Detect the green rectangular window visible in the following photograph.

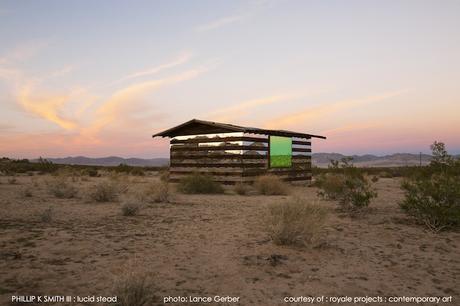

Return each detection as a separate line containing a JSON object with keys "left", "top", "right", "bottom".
{"left": 269, "top": 136, "right": 292, "bottom": 168}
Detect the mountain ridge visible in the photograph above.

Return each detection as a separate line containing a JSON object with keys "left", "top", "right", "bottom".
{"left": 31, "top": 153, "right": 460, "bottom": 167}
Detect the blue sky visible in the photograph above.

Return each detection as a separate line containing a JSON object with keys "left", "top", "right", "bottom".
{"left": 0, "top": 0, "right": 459, "bottom": 158}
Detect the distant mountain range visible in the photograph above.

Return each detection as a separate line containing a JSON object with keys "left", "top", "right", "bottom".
{"left": 35, "top": 153, "right": 459, "bottom": 168}
{"left": 37, "top": 156, "right": 169, "bottom": 167}
{"left": 312, "top": 153, "right": 433, "bottom": 167}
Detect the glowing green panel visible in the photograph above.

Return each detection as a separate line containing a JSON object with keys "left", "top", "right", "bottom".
{"left": 269, "top": 136, "right": 292, "bottom": 168}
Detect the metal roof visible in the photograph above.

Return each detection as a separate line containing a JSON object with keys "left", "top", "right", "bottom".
{"left": 152, "top": 119, "right": 326, "bottom": 139}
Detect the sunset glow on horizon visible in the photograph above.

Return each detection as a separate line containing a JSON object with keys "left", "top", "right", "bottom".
{"left": 1, "top": 1, "right": 459, "bottom": 159}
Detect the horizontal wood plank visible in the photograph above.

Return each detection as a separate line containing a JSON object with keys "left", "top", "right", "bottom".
{"left": 171, "top": 145, "right": 267, "bottom": 151}
{"left": 171, "top": 152, "right": 268, "bottom": 158}
{"left": 171, "top": 145, "right": 311, "bottom": 153}
{"left": 169, "top": 175, "right": 311, "bottom": 184}
{"left": 170, "top": 169, "right": 311, "bottom": 177}
{"left": 171, "top": 137, "right": 311, "bottom": 146}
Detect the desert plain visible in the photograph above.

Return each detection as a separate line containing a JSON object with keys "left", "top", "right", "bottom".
{"left": 0, "top": 173, "right": 459, "bottom": 306}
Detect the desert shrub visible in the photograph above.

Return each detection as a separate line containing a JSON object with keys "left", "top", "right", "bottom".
{"left": 159, "top": 170, "right": 169, "bottom": 182}
{"left": 113, "top": 270, "right": 151, "bottom": 306}
{"left": 47, "top": 178, "right": 78, "bottom": 199}
{"left": 378, "top": 171, "right": 393, "bottom": 178}
{"left": 7, "top": 177, "right": 18, "bottom": 184}
{"left": 0, "top": 157, "right": 58, "bottom": 174}
{"left": 315, "top": 174, "right": 345, "bottom": 200}
{"left": 266, "top": 198, "right": 328, "bottom": 246}
{"left": 254, "top": 175, "right": 289, "bottom": 195}
{"left": 36, "top": 157, "right": 58, "bottom": 174}
{"left": 81, "top": 168, "right": 98, "bottom": 177}
{"left": 371, "top": 175, "right": 379, "bottom": 183}
{"left": 114, "top": 163, "right": 145, "bottom": 176}
{"left": 338, "top": 177, "right": 377, "bottom": 211}
{"left": 234, "top": 182, "right": 250, "bottom": 195}
{"left": 142, "top": 181, "right": 169, "bottom": 203}
{"left": 21, "top": 186, "right": 33, "bottom": 197}
{"left": 130, "top": 167, "right": 145, "bottom": 176}
{"left": 177, "top": 173, "right": 224, "bottom": 194}
{"left": 54, "top": 167, "right": 81, "bottom": 182}
{"left": 121, "top": 197, "right": 142, "bottom": 216}
{"left": 40, "top": 207, "right": 53, "bottom": 223}
{"left": 108, "top": 173, "right": 130, "bottom": 193}
{"left": 89, "top": 181, "right": 119, "bottom": 202}
{"left": 316, "top": 158, "right": 377, "bottom": 212}
{"left": 400, "top": 142, "right": 460, "bottom": 232}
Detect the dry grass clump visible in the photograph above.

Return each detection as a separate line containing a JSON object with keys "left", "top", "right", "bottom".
{"left": 316, "top": 159, "right": 377, "bottom": 213}
{"left": 40, "top": 207, "right": 53, "bottom": 223}
{"left": 108, "top": 173, "right": 130, "bottom": 192}
{"left": 266, "top": 198, "right": 328, "bottom": 246}
{"left": 142, "top": 181, "right": 169, "bottom": 203}
{"left": 159, "top": 170, "right": 169, "bottom": 182}
{"left": 120, "top": 196, "right": 143, "bottom": 216}
{"left": 113, "top": 268, "right": 151, "bottom": 306}
{"left": 7, "top": 177, "right": 18, "bottom": 184}
{"left": 21, "top": 186, "right": 33, "bottom": 197}
{"left": 47, "top": 177, "right": 78, "bottom": 199}
{"left": 178, "top": 173, "right": 224, "bottom": 194}
{"left": 88, "top": 181, "right": 119, "bottom": 202}
{"left": 314, "top": 173, "right": 344, "bottom": 200}
{"left": 234, "top": 182, "right": 250, "bottom": 195}
{"left": 254, "top": 175, "right": 289, "bottom": 195}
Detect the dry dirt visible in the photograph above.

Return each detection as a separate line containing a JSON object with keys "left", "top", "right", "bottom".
{"left": 0, "top": 174, "right": 459, "bottom": 306}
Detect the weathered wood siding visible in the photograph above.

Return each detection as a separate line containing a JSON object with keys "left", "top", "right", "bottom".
{"left": 169, "top": 132, "right": 312, "bottom": 184}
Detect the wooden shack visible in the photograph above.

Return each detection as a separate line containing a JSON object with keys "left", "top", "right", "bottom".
{"left": 152, "top": 119, "right": 326, "bottom": 184}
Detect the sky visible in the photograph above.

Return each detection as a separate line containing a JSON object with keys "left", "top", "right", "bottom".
{"left": 0, "top": 0, "right": 459, "bottom": 158}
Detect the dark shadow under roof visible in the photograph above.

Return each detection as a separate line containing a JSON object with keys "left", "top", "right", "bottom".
{"left": 152, "top": 119, "right": 326, "bottom": 139}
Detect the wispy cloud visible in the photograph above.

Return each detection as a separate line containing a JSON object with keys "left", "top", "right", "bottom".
{"left": 265, "top": 89, "right": 410, "bottom": 129}
{"left": 206, "top": 93, "right": 303, "bottom": 123}
{"left": 109, "top": 52, "right": 192, "bottom": 86}
{"left": 17, "top": 85, "right": 77, "bottom": 130}
{"left": 194, "top": 14, "right": 248, "bottom": 32}
{"left": 83, "top": 66, "right": 210, "bottom": 137}
{"left": 320, "top": 121, "right": 383, "bottom": 136}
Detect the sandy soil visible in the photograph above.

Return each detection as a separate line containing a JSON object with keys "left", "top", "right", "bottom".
{"left": 0, "top": 174, "right": 459, "bottom": 306}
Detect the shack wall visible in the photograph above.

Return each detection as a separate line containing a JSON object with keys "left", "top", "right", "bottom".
{"left": 169, "top": 132, "right": 311, "bottom": 184}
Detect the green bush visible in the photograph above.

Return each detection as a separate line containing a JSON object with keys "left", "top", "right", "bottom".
{"left": 400, "top": 142, "right": 460, "bottom": 232}
{"left": 266, "top": 198, "right": 328, "bottom": 246}
{"left": 316, "top": 158, "right": 377, "bottom": 212}
{"left": 177, "top": 173, "right": 224, "bottom": 194}
{"left": 254, "top": 175, "right": 289, "bottom": 195}
{"left": 338, "top": 176, "right": 377, "bottom": 211}
{"left": 315, "top": 174, "right": 345, "bottom": 200}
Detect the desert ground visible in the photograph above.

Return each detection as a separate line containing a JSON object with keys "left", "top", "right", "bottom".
{"left": 0, "top": 173, "right": 459, "bottom": 306}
